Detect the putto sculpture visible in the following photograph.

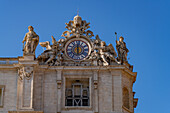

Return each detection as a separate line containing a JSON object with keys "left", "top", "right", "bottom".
{"left": 33, "top": 15, "right": 130, "bottom": 66}
{"left": 22, "top": 26, "right": 39, "bottom": 55}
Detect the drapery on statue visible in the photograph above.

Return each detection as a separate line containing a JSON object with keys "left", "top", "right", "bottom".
{"left": 116, "top": 36, "right": 129, "bottom": 63}
{"left": 22, "top": 26, "right": 39, "bottom": 55}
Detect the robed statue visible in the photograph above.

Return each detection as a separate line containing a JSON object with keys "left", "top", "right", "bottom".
{"left": 116, "top": 36, "right": 129, "bottom": 63}
{"left": 22, "top": 26, "right": 39, "bottom": 55}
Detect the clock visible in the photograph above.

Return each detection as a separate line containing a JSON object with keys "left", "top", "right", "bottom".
{"left": 65, "top": 38, "right": 91, "bottom": 61}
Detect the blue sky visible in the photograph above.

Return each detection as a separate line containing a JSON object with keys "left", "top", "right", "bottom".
{"left": 0, "top": 0, "right": 170, "bottom": 113}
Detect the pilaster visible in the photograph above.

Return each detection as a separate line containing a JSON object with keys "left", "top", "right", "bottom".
{"left": 15, "top": 55, "right": 38, "bottom": 111}
{"left": 111, "top": 70, "right": 123, "bottom": 112}
{"left": 57, "top": 70, "right": 62, "bottom": 113}
{"left": 93, "top": 70, "right": 99, "bottom": 113}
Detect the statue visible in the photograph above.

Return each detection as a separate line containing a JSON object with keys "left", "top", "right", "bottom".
{"left": 22, "top": 26, "right": 39, "bottom": 55}
{"left": 116, "top": 36, "right": 129, "bottom": 63}
{"left": 37, "top": 36, "right": 62, "bottom": 65}
{"left": 99, "top": 41, "right": 119, "bottom": 65}
{"left": 94, "top": 41, "right": 118, "bottom": 66}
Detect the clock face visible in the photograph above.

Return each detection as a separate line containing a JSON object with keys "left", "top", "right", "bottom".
{"left": 65, "top": 39, "right": 90, "bottom": 61}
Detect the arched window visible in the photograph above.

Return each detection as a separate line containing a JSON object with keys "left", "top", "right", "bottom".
{"left": 123, "top": 87, "right": 129, "bottom": 109}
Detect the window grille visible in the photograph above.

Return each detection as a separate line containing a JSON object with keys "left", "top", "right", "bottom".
{"left": 65, "top": 81, "right": 89, "bottom": 106}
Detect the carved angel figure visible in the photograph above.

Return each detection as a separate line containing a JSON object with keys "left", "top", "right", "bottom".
{"left": 93, "top": 39, "right": 119, "bottom": 66}
{"left": 22, "top": 26, "right": 39, "bottom": 55}
{"left": 37, "top": 36, "right": 62, "bottom": 65}
{"left": 99, "top": 41, "right": 118, "bottom": 65}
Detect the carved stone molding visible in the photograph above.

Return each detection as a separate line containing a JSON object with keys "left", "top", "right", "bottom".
{"left": 18, "top": 67, "right": 33, "bottom": 81}
{"left": 94, "top": 80, "right": 98, "bottom": 89}
{"left": 17, "top": 66, "right": 35, "bottom": 110}
{"left": 93, "top": 70, "right": 98, "bottom": 89}
{"left": 8, "top": 111, "right": 43, "bottom": 113}
{"left": 57, "top": 80, "right": 62, "bottom": 89}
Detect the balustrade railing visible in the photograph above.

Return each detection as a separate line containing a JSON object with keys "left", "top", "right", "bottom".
{"left": 0, "top": 58, "right": 18, "bottom": 64}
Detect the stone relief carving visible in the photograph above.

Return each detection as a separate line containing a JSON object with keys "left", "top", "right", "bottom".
{"left": 18, "top": 67, "right": 33, "bottom": 81}
{"left": 91, "top": 39, "right": 120, "bottom": 66}
{"left": 22, "top": 26, "right": 39, "bottom": 55}
{"left": 116, "top": 36, "right": 129, "bottom": 63}
{"left": 36, "top": 15, "right": 129, "bottom": 66}
{"left": 61, "top": 15, "right": 94, "bottom": 38}
{"left": 37, "top": 36, "right": 64, "bottom": 66}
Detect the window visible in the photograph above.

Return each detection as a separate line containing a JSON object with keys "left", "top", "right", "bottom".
{"left": 65, "top": 79, "right": 89, "bottom": 106}
{"left": 123, "top": 87, "right": 129, "bottom": 109}
{"left": 0, "top": 86, "right": 5, "bottom": 107}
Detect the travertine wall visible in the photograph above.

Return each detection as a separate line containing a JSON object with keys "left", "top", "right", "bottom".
{"left": 0, "top": 68, "right": 17, "bottom": 113}
{"left": 98, "top": 70, "right": 113, "bottom": 112}
{"left": 33, "top": 69, "right": 44, "bottom": 111}
{"left": 33, "top": 69, "right": 58, "bottom": 113}
{"left": 43, "top": 70, "right": 58, "bottom": 113}
{"left": 112, "top": 70, "right": 122, "bottom": 112}
{"left": 122, "top": 72, "right": 134, "bottom": 113}
{"left": 0, "top": 66, "right": 136, "bottom": 113}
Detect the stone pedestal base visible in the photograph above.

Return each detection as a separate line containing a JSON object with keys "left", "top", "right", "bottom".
{"left": 8, "top": 111, "right": 43, "bottom": 113}
{"left": 23, "top": 55, "right": 35, "bottom": 61}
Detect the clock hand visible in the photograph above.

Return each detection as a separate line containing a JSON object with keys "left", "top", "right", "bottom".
{"left": 77, "top": 43, "right": 79, "bottom": 55}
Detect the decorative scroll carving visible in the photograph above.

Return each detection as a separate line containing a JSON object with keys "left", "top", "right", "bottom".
{"left": 18, "top": 67, "right": 33, "bottom": 81}
{"left": 61, "top": 15, "right": 94, "bottom": 38}
{"left": 22, "top": 26, "right": 39, "bottom": 55}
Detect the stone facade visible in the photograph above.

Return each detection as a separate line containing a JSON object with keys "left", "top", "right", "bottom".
{"left": 0, "top": 15, "right": 138, "bottom": 113}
